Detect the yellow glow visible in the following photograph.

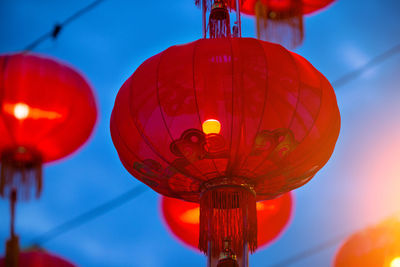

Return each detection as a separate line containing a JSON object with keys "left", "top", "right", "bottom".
{"left": 13, "top": 103, "right": 30, "bottom": 119}
{"left": 202, "top": 119, "right": 221, "bottom": 135}
{"left": 180, "top": 207, "right": 200, "bottom": 224}
{"left": 3, "top": 103, "right": 62, "bottom": 120}
{"left": 256, "top": 202, "right": 276, "bottom": 211}
{"left": 391, "top": 257, "right": 400, "bottom": 267}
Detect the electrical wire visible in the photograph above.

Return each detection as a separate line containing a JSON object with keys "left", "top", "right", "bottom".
{"left": 332, "top": 43, "right": 400, "bottom": 88}
{"left": 29, "top": 185, "right": 147, "bottom": 245}
{"left": 23, "top": 0, "right": 106, "bottom": 51}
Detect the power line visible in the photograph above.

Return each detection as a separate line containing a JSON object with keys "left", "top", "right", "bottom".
{"left": 29, "top": 185, "right": 147, "bottom": 245}
{"left": 23, "top": 0, "right": 106, "bottom": 51}
{"left": 332, "top": 43, "right": 400, "bottom": 88}
{"left": 267, "top": 234, "right": 348, "bottom": 267}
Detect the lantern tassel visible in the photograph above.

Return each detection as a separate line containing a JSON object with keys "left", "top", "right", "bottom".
{"left": 199, "top": 186, "right": 257, "bottom": 257}
{"left": 209, "top": 0, "right": 231, "bottom": 38}
{"left": 0, "top": 148, "right": 43, "bottom": 201}
{"left": 255, "top": 0, "right": 304, "bottom": 48}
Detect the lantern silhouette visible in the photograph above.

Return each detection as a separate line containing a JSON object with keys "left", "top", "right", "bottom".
{"left": 161, "top": 193, "right": 293, "bottom": 251}
{"left": 334, "top": 215, "right": 400, "bottom": 267}
{"left": 110, "top": 37, "right": 340, "bottom": 264}
{"left": 0, "top": 53, "right": 97, "bottom": 266}
{"left": 0, "top": 248, "right": 76, "bottom": 267}
{"left": 197, "top": 0, "right": 335, "bottom": 48}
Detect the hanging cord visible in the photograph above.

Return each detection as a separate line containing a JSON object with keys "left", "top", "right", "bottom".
{"left": 29, "top": 185, "right": 147, "bottom": 246}
{"left": 5, "top": 189, "right": 19, "bottom": 267}
{"left": 22, "top": 0, "right": 106, "bottom": 52}
{"left": 332, "top": 43, "right": 400, "bottom": 88}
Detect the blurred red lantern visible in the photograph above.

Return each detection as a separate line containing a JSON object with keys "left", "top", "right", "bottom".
{"left": 197, "top": 0, "right": 335, "bottom": 48}
{"left": 334, "top": 215, "right": 400, "bottom": 267}
{"left": 0, "top": 248, "right": 75, "bottom": 267}
{"left": 0, "top": 53, "right": 97, "bottom": 200}
{"left": 0, "top": 53, "right": 97, "bottom": 266}
{"left": 111, "top": 37, "right": 340, "bottom": 260}
{"left": 161, "top": 193, "right": 293, "bottom": 251}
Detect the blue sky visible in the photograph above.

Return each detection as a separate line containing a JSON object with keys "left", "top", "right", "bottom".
{"left": 0, "top": 0, "right": 400, "bottom": 266}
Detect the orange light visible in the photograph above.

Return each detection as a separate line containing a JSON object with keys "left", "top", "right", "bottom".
{"left": 3, "top": 102, "right": 62, "bottom": 120}
{"left": 391, "top": 257, "right": 400, "bottom": 267}
{"left": 256, "top": 202, "right": 277, "bottom": 211}
{"left": 202, "top": 119, "right": 221, "bottom": 135}
{"left": 179, "top": 207, "right": 200, "bottom": 224}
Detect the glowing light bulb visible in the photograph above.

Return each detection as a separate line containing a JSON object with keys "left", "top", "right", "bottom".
{"left": 180, "top": 207, "right": 200, "bottom": 224}
{"left": 391, "top": 257, "right": 400, "bottom": 267}
{"left": 13, "top": 103, "right": 29, "bottom": 120}
{"left": 202, "top": 119, "right": 221, "bottom": 135}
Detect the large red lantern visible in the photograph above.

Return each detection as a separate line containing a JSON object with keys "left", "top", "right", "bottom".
{"left": 161, "top": 193, "right": 293, "bottom": 251}
{"left": 0, "top": 53, "right": 97, "bottom": 266}
{"left": 110, "top": 37, "right": 340, "bottom": 264}
{"left": 197, "top": 0, "right": 335, "bottom": 48}
{"left": 334, "top": 215, "right": 400, "bottom": 267}
{"left": 0, "top": 248, "right": 76, "bottom": 267}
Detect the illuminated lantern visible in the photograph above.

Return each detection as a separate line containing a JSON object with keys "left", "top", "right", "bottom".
{"left": 334, "top": 215, "right": 400, "bottom": 267}
{"left": 110, "top": 37, "right": 340, "bottom": 263}
{"left": 197, "top": 0, "right": 335, "bottom": 48}
{"left": 0, "top": 53, "right": 97, "bottom": 266}
{"left": 0, "top": 53, "right": 97, "bottom": 199}
{"left": 161, "top": 193, "right": 293, "bottom": 251}
{"left": 0, "top": 248, "right": 76, "bottom": 267}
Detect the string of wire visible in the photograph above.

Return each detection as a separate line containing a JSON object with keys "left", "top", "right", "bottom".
{"left": 23, "top": 0, "right": 106, "bottom": 51}
{"left": 15, "top": 0, "right": 400, "bottom": 262}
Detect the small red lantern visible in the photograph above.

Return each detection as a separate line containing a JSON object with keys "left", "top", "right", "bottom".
{"left": 0, "top": 53, "right": 97, "bottom": 200}
{"left": 334, "top": 215, "right": 400, "bottom": 267}
{"left": 111, "top": 37, "right": 340, "bottom": 262}
{"left": 0, "top": 53, "right": 97, "bottom": 266}
{"left": 0, "top": 248, "right": 76, "bottom": 267}
{"left": 161, "top": 193, "right": 293, "bottom": 251}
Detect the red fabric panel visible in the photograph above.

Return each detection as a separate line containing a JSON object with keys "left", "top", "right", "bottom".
{"left": 110, "top": 38, "right": 340, "bottom": 202}
{"left": 0, "top": 53, "right": 97, "bottom": 163}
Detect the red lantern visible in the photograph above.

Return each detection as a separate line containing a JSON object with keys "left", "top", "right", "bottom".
{"left": 0, "top": 53, "right": 97, "bottom": 266}
{"left": 0, "top": 248, "right": 76, "bottom": 267}
{"left": 334, "top": 216, "right": 400, "bottom": 267}
{"left": 161, "top": 193, "right": 293, "bottom": 251}
{"left": 110, "top": 37, "right": 340, "bottom": 260}
{"left": 197, "top": 0, "right": 335, "bottom": 48}
{"left": 0, "top": 53, "right": 97, "bottom": 200}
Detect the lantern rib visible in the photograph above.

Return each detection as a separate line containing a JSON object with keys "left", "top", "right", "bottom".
{"left": 127, "top": 96, "right": 204, "bottom": 188}
{"left": 112, "top": 120, "right": 169, "bottom": 191}
{"left": 155, "top": 48, "right": 208, "bottom": 183}
{"left": 191, "top": 40, "right": 223, "bottom": 179}
{"left": 129, "top": 97, "right": 205, "bottom": 188}
{"left": 225, "top": 38, "right": 235, "bottom": 177}
{"left": 284, "top": 47, "right": 303, "bottom": 138}
{"left": 237, "top": 39, "right": 270, "bottom": 175}
{"left": 249, "top": 45, "right": 301, "bottom": 177}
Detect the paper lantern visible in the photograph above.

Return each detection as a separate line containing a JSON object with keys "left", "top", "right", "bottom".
{"left": 334, "top": 215, "right": 400, "bottom": 267}
{"left": 111, "top": 37, "right": 340, "bottom": 258}
{"left": 0, "top": 53, "right": 97, "bottom": 200}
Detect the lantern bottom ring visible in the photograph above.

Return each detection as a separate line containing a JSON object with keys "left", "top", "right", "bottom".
{"left": 200, "top": 177, "right": 256, "bottom": 197}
